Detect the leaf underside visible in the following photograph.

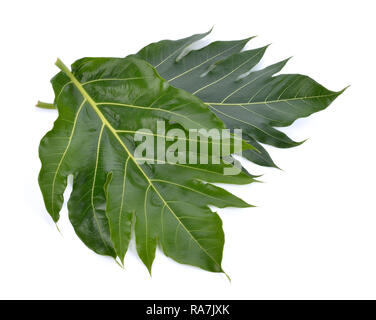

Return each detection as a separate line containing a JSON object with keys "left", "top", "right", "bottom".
{"left": 39, "top": 56, "right": 255, "bottom": 274}
{"left": 134, "top": 30, "right": 345, "bottom": 168}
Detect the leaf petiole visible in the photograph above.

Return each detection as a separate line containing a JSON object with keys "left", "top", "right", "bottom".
{"left": 36, "top": 101, "right": 55, "bottom": 109}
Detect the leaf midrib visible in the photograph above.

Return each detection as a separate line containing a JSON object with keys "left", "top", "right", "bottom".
{"left": 55, "top": 59, "right": 223, "bottom": 272}
{"left": 205, "top": 92, "right": 340, "bottom": 106}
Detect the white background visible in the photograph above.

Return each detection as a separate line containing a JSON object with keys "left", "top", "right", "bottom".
{"left": 0, "top": 0, "right": 375, "bottom": 299}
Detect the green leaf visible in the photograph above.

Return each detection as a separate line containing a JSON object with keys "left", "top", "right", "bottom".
{"left": 134, "top": 31, "right": 346, "bottom": 168}
{"left": 38, "top": 56, "right": 255, "bottom": 274}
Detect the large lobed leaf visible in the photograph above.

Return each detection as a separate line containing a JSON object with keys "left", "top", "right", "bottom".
{"left": 39, "top": 56, "right": 255, "bottom": 274}
{"left": 135, "top": 31, "right": 345, "bottom": 167}
{"left": 37, "top": 31, "right": 346, "bottom": 275}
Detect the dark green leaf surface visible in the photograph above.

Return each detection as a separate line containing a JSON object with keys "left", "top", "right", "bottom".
{"left": 38, "top": 56, "right": 255, "bottom": 274}
{"left": 135, "top": 31, "right": 345, "bottom": 167}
